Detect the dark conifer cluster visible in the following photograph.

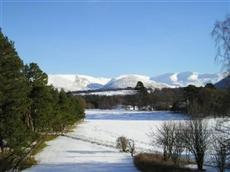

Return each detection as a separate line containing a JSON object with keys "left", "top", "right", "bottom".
{"left": 0, "top": 31, "right": 85, "bottom": 152}
{"left": 84, "top": 82, "right": 230, "bottom": 118}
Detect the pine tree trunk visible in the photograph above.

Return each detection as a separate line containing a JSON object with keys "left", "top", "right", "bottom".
{"left": 24, "top": 112, "right": 34, "bottom": 131}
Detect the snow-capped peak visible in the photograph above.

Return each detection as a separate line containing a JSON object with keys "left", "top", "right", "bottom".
{"left": 188, "top": 72, "right": 198, "bottom": 81}
{"left": 48, "top": 72, "right": 224, "bottom": 92}
{"left": 115, "top": 74, "right": 150, "bottom": 81}
{"left": 103, "top": 74, "right": 166, "bottom": 90}
{"left": 48, "top": 74, "right": 110, "bottom": 91}
{"left": 169, "top": 73, "right": 178, "bottom": 82}
{"left": 151, "top": 72, "right": 223, "bottom": 87}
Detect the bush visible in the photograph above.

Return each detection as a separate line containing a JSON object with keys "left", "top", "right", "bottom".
{"left": 211, "top": 124, "right": 230, "bottom": 172}
{"left": 128, "top": 139, "right": 135, "bottom": 157}
{"left": 181, "top": 119, "right": 210, "bottom": 171}
{"left": 151, "top": 122, "right": 184, "bottom": 163}
{"left": 134, "top": 153, "right": 195, "bottom": 172}
{"left": 151, "top": 120, "right": 210, "bottom": 171}
{"left": 116, "top": 136, "right": 129, "bottom": 152}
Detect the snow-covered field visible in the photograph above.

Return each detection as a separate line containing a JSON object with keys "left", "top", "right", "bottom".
{"left": 79, "top": 110, "right": 189, "bottom": 152}
{"left": 24, "top": 110, "right": 227, "bottom": 172}
{"left": 77, "top": 90, "right": 137, "bottom": 96}
{"left": 24, "top": 137, "right": 137, "bottom": 172}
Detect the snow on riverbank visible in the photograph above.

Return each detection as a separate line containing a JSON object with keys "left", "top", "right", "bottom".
{"left": 24, "top": 136, "right": 137, "bottom": 172}
{"left": 24, "top": 109, "right": 226, "bottom": 172}
{"left": 76, "top": 109, "right": 189, "bottom": 152}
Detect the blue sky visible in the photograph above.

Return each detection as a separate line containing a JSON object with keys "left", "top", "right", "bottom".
{"left": 1, "top": 1, "right": 229, "bottom": 77}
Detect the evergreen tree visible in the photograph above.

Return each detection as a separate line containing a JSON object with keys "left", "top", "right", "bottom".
{"left": 0, "top": 30, "right": 32, "bottom": 151}
{"left": 135, "top": 81, "right": 145, "bottom": 91}
{"left": 0, "top": 30, "right": 85, "bottom": 156}
{"left": 30, "top": 86, "right": 54, "bottom": 132}
{"left": 24, "top": 62, "right": 49, "bottom": 131}
{"left": 24, "top": 63, "right": 48, "bottom": 87}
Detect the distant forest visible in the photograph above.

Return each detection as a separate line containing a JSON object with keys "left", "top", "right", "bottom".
{"left": 82, "top": 81, "right": 230, "bottom": 118}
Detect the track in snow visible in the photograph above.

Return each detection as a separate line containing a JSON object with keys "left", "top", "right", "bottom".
{"left": 23, "top": 109, "right": 147, "bottom": 172}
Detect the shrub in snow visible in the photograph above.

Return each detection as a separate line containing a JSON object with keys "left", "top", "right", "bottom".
{"left": 151, "top": 120, "right": 211, "bottom": 170}
{"left": 128, "top": 139, "right": 135, "bottom": 157}
{"left": 212, "top": 121, "right": 230, "bottom": 172}
{"left": 212, "top": 136, "right": 229, "bottom": 172}
{"left": 116, "top": 137, "right": 135, "bottom": 156}
{"left": 151, "top": 122, "right": 182, "bottom": 162}
{"left": 116, "top": 136, "right": 129, "bottom": 152}
{"left": 180, "top": 119, "right": 210, "bottom": 171}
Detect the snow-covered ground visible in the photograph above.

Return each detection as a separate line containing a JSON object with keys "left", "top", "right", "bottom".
{"left": 24, "top": 110, "right": 228, "bottom": 172}
{"left": 24, "top": 137, "right": 137, "bottom": 172}
{"left": 77, "top": 90, "right": 137, "bottom": 96}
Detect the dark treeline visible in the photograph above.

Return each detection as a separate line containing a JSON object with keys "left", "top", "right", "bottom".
{"left": 0, "top": 31, "right": 85, "bottom": 153}
{"left": 83, "top": 82, "right": 230, "bottom": 118}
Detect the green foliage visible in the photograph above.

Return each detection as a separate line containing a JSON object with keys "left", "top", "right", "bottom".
{"left": 0, "top": 31, "right": 32, "bottom": 151}
{"left": 30, "top": 86, "right": 55, "bottom": 132}
{"left": 135, "top": 81, "right": 146, "bottom": 92}
{"left": 83, "top": 84, "right": 230, "bottom": 117}
{"left": 184, "top": 86, "right": 230, "bottom": 117}
{"left": 24, "top": 63, "right": 48, "bottom": 87}
{"left": 0, "top": 30, "right": 85, "bottom": 154}
{"left": 50, "top": 90, "right": 85, "bottom": 132}
{"left": 26, "top": 65, "right": 85, "bottom": 133}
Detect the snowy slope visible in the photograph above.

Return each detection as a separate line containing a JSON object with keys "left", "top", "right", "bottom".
{"left": 103, "top": 74, "right": 168, "bottom": 89}
{"left": 48, "top": 72, "right": 223, "bottom": 92}
{"left": 151, "top": 72, "right": 223, "bottom": 87}
{"left": 48, "top": 74, "right": 110, "bottom": 91}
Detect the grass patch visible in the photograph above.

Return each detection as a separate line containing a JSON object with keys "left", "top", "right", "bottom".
{"left": 1, "top": 121, "right": 80, "bottom": 171}
{"left": 65, "top": 119, "right": 84, "bottom": 132}
{"left": 19, "top": 156, "right": 37, "bottom": 170}
{"left": 19, "top": 135, "right": 58, "bottom": 170}
{"left": 134, "top": 153, "right": 197, "bottom": 172}
{"left": 31, "top": 135, "right": 57, "bottom": 156}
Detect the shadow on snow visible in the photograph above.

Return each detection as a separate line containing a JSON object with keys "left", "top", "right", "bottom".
{"left": 86, "top": 111, "right": 189, "bottom": 121}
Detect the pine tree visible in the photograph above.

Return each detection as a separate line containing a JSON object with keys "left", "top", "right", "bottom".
{"left": 0, "top": 30, "right": 85, "bottom": 153}
{"left": 0, "top": 30, "right": 32, "bottom": 151}
{"left": 24, "top": 62, "right": 49, "bottom": 131}
{"left": 24, "top": 63, "right": 48, "bottom": 87}
{"left": 30, "top": 85, "right": 60, "bottom": 133}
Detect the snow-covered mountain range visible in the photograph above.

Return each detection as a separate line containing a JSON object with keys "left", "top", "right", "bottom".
{"left": 103, "top": 75, "right": 168, "bottom": 90}
{"left": 48, "top": 74, "right": 110, "bottom": 91}
{"left": 48, "top": 72, "right": 224, "bottom": 92}
{"left": 151, "top": 72, "right": 223, "bottom": 88}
